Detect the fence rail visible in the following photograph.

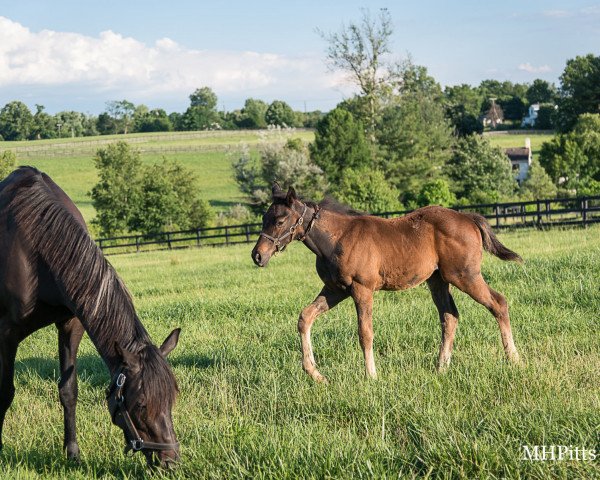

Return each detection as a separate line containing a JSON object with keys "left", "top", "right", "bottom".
{"left": 96, "top": 195, "right": 600, "bottom": 255}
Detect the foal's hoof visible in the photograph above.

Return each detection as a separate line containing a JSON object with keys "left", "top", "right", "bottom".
{"left": 311, "top": 371, "right": 329, "bottom": 384}
{"left": 507, "top": 351, "right": 521, "bottom": 365}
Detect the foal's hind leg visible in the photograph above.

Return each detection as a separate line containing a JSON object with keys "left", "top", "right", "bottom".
{"left": 0, "top": 323, "right": 19, "bottom": 451}
{"left": 427, "top": 271, "right": 460, "bottom": 371}
{"left": 298, "top": 287, "right": 348, "bottom": 383}
{"left": 57, "top": 317, "right": 85, "bottom": 461}
{"left": 452, "top": 274, "right": 519, "bottom": 363}
{"left": 351, "top": 284, "right": 377, "bottom": 379}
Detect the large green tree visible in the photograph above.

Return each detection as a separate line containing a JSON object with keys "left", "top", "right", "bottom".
{"left": 30, "top": 105, "right": 57, "bottom": 140}
{"left": 555, "top": 54, "right": 600, "bottom": 132}
{"left": 447, "top": 135, "right": 517, "bottom": 204}
{"left": 90, "top": 142, "right": 142, "bottom": 236}
{"left": 0, "top": 101, "right": 33, "bottom": 141}
{"left": 336, "top": 167, "right": 402, "bottom": 213}
{"left": 526, "top": 79, "right": 558, "bottom": 105}
{"left": 130, "top": 160, "right": 213, "bottom": 233}
{"left": 182, "top": 87, "right": 220, "bottom": 130}
{"left": 309, "top": 107, "right": 370, "bottom": 185}
{"left": 539, "top": 113, "right": 600, "bottom": 193}
{"left": 238, "top": 98, "right": 268, "bottom": 129}
{"left": 265, "top": 100, "right": 296, "bottom": 127}
{"left": 376, "top": 92, "right": 454, "bottom": 204}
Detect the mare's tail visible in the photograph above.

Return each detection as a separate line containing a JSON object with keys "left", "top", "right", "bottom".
{"left": 464, "top": 213, "right": 523, "bottom": 263}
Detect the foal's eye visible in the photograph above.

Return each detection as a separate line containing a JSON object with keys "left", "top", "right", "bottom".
{"left": 276, "top": 220, "right": 284, "bottom": 226}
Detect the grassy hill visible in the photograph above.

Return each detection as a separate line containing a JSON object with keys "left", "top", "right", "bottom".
{"left": 2, "top": 225, "right": 598, "bottom": 478}
{"left": 2, "top": 130, "right": 552, "bottom": 223}
{"left": 5, "top": 130, "right": 315, "bottom": 221}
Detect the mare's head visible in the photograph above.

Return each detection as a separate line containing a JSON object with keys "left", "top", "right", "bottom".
{"left": 252, "top": 183, "right": 306, "bottom": 267}
{"left": 108, "top": 329, "right": 181, "bottom": 469}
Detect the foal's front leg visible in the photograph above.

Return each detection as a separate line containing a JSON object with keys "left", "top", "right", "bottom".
{"left": 298, "top": 287, "right": 347, "bottom": 383}
{"left": 351, "top": 284, "right": 377, "bottom": 379}
{"left": 56, "top": 317, "right": 84, "bottom": 461}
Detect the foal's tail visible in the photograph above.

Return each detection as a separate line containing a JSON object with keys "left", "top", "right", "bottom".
{"left": 465, "top": 213, "right": 523, "bottom": 263}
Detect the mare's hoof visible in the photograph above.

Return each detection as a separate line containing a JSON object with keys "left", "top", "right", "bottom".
{"left": 65, "top": 444, "right": 81, "bottom": 463}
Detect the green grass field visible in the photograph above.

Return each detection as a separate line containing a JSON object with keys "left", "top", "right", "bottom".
{"left": 3, "top": 130, "right": 551, "bottom": 224}
{"left": 2, "top": 226, "right": 598, "bottom": 479}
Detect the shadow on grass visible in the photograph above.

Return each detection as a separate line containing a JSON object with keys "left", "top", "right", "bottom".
{"left": 209, "top": 199, "right": 249, "bottom": 210}
{"left": 0, "top": 444, "right": 150, "bottom": 479}
{"left": 15, "top": 354, "right": 110, "bottom": 387}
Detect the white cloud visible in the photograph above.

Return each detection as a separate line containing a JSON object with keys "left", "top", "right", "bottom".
{"left": 517, "top": 62, "right": 551, "bottom": 74}
{"left": 542, "top": 9, "right": 573, "bottom": 18}
{"left": 0, "top": 16, "right": 351, "bottom": 109}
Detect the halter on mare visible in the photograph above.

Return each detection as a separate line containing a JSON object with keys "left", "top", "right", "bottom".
{"left": 106, "top": 367, "right": 179, "bottom": 454}
{"left": 260, "top": 203, "right": 320, "bottom": 252}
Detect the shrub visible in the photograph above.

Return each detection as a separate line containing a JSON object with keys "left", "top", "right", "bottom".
{"left": 0, "top": 150, "right": 16, "bottom": 179}
{"left": 336, "top": 168, "right": 402, "bottom": 213}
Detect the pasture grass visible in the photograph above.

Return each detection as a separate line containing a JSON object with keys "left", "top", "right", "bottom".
{"left": 2, "top": 225, "right": 599, "bottom": 479}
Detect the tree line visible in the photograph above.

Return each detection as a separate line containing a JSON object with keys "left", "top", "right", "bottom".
{"left": 0, "top": 92, "right": 321, "bottom": 142}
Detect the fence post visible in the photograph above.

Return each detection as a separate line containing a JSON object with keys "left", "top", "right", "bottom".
{"left": 582, "top": 197, "right": 588, "bottom": 226}
{"left": 196, "top": 228, "right": 201, "bottom": 246}
{"left": 136, "top": 236, "right": 140, "bottom": 253}
{"left": 167, "top": 232, "right": 172, "bottom": 250}
{"left": 494, "top": 204, "right": 500, "bottom": 228}
{"left": 245, "top": 224, "right": 250, "bottom": 242}
{"left": 98, "top": 239, "right": 103, "bottom": 253}
{"left": 225, "top": 226, "right": 230, "bottom": 245}
{"left": 536, "top": 200, "right": 542, "bottom": 227}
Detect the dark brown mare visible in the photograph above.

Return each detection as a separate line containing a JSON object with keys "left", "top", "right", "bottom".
{"left": 0, "top": 167, "right": 181, "bottom": 468}
{"left": 252, "top": 185, "right": 522, "bottom": 383}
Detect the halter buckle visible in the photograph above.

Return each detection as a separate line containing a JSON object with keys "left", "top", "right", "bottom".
{"left": 131, "top": 439, "right": 144, "bottom": 451}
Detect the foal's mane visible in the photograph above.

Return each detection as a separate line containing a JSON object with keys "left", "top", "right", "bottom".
{"left": 6, "top": 167, "right": 177, "bottom": 411}
{"left": 272, "top": 191, "right": 368, "bottom": 217}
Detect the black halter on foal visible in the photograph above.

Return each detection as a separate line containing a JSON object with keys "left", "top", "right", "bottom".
{"left": 106, "top": 368, "right": 179, "bottom": 454}
{"left": 260, "top": 203, "right": 320, "bottom": 252}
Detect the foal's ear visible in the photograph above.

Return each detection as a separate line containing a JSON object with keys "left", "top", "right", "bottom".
{"left": 272, "top": 182, "right": 283, "bottom": 196}
{"left": 286, "top": 186, "right": 297, "bottom": 206}
{"left": 114, "top": 342, "right": 140, "bottom": 371}
{"left": 159, "top": 328, "right": 181, "bottom": 357}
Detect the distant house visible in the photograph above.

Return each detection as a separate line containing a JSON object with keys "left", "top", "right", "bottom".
{"left": 481, "top": 100, "right": 504, "bottom": 128}
{"left": 505, "top": 138, "right": 532, "bottom": 184}
{"left": 521, "top": 103, "right": 540, "bottom": 127}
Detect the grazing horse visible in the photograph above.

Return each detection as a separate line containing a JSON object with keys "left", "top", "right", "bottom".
{"left": 252, "top": 185, "right": 522, "bottom": 383}
{"left": 0, "top": 167, "right": 180, "bottom": 468}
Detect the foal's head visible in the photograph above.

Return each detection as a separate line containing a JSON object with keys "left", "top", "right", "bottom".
{"left": 252, "top": 184, "right": 306, "bottom": 267}
{"left": 109, "top": 329, "right": 181, "bottom": 469}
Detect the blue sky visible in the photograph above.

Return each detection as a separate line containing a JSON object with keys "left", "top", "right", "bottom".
{"left": 1, "top": 1, "right": 599, "bottom": 114}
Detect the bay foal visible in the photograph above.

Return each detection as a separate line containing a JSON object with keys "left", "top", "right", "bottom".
{"left": 252, "top": 185, "right": 521, "bottom": 382}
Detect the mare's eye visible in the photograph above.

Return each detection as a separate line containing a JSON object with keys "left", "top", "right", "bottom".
{"left": 276, "top": 220, "right": 284, "bottom": 226}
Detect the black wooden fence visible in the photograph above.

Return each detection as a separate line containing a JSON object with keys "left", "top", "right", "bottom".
{"left": 96, "top": 195, "right": 600, "bottom": 254}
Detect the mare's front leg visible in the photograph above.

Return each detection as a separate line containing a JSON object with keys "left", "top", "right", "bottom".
{"left": 351, "top": 284, "right": 377, "bottom": 379}
{"left": 298, "top": 287, "right": 348, "bottom": 383}
{"left": 0, "top": 319, "right": 20, "bottom": 451}
{"left": 56, "top": 317, "right": 85, "bottom": 461}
